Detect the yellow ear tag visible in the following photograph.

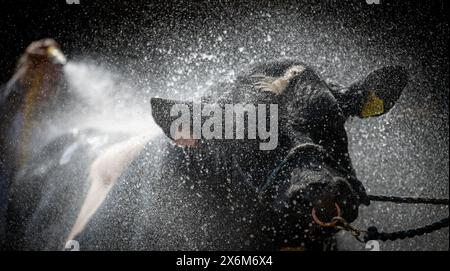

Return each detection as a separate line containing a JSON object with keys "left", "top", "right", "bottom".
{"left": 361, "top": 90, "right": 384, "bottom": 118}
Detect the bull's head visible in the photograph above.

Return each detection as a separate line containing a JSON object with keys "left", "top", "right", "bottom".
{"left": 150, "top": 59, "right": 408, "bottom": 248}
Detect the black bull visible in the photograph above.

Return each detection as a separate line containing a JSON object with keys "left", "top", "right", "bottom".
{"left": 3, "top": 60, "right": 408, "bottom": 250}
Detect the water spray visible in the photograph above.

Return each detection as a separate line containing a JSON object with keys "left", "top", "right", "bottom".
{"left": 47, "top": 45, "right": 67, "bottom": 66}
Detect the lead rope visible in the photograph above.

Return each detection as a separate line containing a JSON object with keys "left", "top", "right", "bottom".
{"left": 312, "top": 195, "right": 449, "bottom": 243}
{"left": 367, "top": 195, "right": 449, "bottom": 205}
{"left": 364, "top": 217, "right": 449, "bottom": 242}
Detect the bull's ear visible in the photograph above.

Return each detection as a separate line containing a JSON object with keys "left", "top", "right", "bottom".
{"left": 349, "top": 66, "right": 408, "bottom": 118}
{"left": 151, "top": 97, "right": 197, "bottom": 146}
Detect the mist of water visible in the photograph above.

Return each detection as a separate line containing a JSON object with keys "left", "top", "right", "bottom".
{"left": 61, "top": 61, "right": 157, "bottom": 137}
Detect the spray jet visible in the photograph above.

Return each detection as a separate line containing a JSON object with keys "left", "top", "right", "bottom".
{"left": 47, "top": 45, "right": 67, "bottom": 66}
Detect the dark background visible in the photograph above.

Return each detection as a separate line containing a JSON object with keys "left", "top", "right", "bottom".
{"left": 0, "top": 0, "right": 448, "bottom": 251}
{"left": 0, "top": 0, "right": 448, "bottom": 101}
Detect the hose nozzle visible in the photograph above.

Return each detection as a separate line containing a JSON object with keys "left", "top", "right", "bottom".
{"left": 47, "top": 45, "right": 67, "bottom": 66}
